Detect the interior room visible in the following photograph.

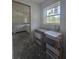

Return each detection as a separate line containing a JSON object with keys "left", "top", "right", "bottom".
{"left": 12, "top": 0, "right": 66, "bottom": 59}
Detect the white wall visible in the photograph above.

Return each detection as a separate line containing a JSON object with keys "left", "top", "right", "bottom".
{"left": 60, "top": 0, "right": 66, "bottom": 58}
{"left": 40, "top": 0, "right": 59, "bottom": 9}
{"left": 40, "top": 0, "right": 66, "bottom": 58}
{"left": 40, "top": 0, "right": 60, "bottom": 31}
{"left": 14, "top": 0, "right": 41, "bottom": 31}
{"left": 60, "top": 0, "right": 66, "bottom": 35}
{"left": 40, "top": 0, "right": 66, "bottom": 34}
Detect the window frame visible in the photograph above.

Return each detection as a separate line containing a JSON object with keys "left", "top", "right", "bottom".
{"left": 43, "top": 1, "right": 61, "bottom": 25}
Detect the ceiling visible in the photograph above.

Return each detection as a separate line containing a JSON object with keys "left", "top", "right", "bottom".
{"left": 28, "top": 0, "right": 59, "bottom": 4}
{"left": 33, "top": 0, "right": 45, "bottom": 3}
{"left": 28, "top": 0, "right": 46, "bottom": 4}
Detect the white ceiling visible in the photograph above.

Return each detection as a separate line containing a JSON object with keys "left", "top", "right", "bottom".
{"left": 29, "top": 0, "right": 46, "bottom": 4}
{"left": 28, "top": 0, "right": 59, "bottom": 4}
{"left": 34, "top": 0, "right": 45, "bottom": 3}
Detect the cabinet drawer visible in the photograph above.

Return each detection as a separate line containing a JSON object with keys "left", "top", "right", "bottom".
{"left": 46, "top": 38, "right": 60, "bottom": 48}
{"left": 46, "top": 43, "right": 59, "bottom": 56}
{"left": 46, "top": 48, "right": 58, "bottom": 59}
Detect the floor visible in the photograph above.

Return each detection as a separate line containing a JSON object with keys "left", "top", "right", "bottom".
{"left": 13, "top": 32, "right": 47, "bottom": 59}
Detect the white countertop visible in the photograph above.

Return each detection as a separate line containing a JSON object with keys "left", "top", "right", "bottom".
{"left": 37, "top": 29, "right": 61, "bottom": 37}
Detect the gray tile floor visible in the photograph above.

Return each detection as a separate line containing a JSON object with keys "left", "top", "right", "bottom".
{"left": 13, "top": 32, "right": 46, "bottom": 59}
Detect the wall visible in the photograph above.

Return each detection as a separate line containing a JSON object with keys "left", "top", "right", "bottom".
{"left": 12, "top": 2, "right": 30, "bottom": 24}
{"left": 40, "top": 0, "right": 66, "bottom": 58}
{"left": 40, "top": 0, "right": 60, "bottom": 31}
{"left": 60, "top": 0, "right": 66, "bottom": 59}
{"left": 14, "top": 0, "right": 41, "bottom": 31}
{"left": 40, "top": 0, "right": 66, "bottom": 33}
{"left": 60, "top": 0, "right": 66, "bottom": 36}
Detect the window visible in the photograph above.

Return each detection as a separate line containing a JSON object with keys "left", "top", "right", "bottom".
{"left": 43, "top": 2, "right": 60, "bottom": 25}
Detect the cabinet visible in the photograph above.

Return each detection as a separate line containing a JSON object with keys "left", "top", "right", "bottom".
{"left": 45, "top": 31, "right": 63, "bottom": 59}
{"left": 33, "top": 29, "right": 63, "bottom": 59}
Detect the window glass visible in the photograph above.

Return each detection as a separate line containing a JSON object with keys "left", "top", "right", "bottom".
{"left": 47, "top": 9, "right": 51, "bottom": 16}
{"left": 43, "top": 1, "right": 60, "bottom": 24}
{"left": 58, "top": 6, "right": 60, "bottom": 14}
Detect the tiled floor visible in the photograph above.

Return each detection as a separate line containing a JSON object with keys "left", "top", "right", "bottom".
{"left": 13, "top": 32, "right": 46, "bottom": 59}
